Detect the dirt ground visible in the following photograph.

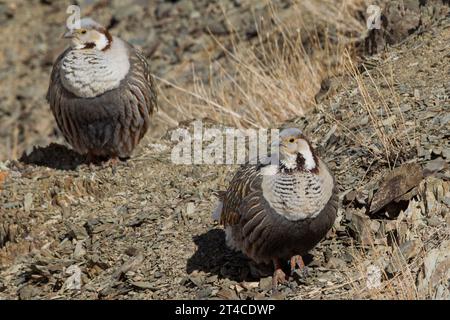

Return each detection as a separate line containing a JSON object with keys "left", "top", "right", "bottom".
{"left": 0, "top": 1, "right": 449, "bottom": 300}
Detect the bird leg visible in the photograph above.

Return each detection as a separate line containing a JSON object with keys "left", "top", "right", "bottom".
{"left": 84, "top": 153, "right": 120, "bottom": 173}
{"left": 105, "top": 157, "right": 119, "bottom": 167}
{"left": 290, "top": 255, "right": 308, "bottom": 277}
{"left": 84, "top": 152, "right": 102, "bottom": 171}
{"left": 272, "top": 259, "right": 287, "bottom": 291}
{"left": 85, "top": 152, "right": 97, "bottom": 165}
{"left": 104, "top": 157, "right": 120, "bottom": 174}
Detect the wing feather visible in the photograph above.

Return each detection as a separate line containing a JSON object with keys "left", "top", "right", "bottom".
{"left": 219, "top": 164, "right": 263, "bottom": 226}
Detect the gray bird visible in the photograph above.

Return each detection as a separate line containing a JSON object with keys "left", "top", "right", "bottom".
{"left": 213, "top": 128, "right": 338, "bottom": 289}
{"left": 47, "top": 18, "right": 157, "bottom": 163}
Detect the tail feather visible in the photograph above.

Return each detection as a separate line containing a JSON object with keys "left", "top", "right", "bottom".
{"left": 213, "top": 190, "right": 226, "bottom": 200}
{"left": 211, "top": 201, "right": 223, "bottom": 221}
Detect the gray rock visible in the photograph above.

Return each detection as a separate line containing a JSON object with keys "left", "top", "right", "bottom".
{"left": 73, "top": 241, "right": 86, "bottom": 260}
{"left": 326, "top": 257, "right": 347, "bottom": 269}
{"left": 370, "top": 163, "right": 424, "bottom": 214}
{"left": 399, "top": 240, "right": 422, "bottom": 260}
{"left": 188, "top": 274, "right": 204, "bottom": 288}
{"left": 442, "top": 148, "right": 450, "bottom": 160}
{"left": 216, "top": 288, "right": 238, "bottom": 300}
{"left": 348, "top": 210, "right": 373, "bottom": 245}
{"left": 131, "top": 281, "right": 156, "bottom": 291}
{"left": 67, "top": 224, "right": 89, "bottom": 241}
{"left": 423, "top": 157, "right": 448, "bottom": 175}
{"left": 427, "top": 216, "right": 441, "bottom": 227}
{"left": 259, "top": 277, "right": 273, "bottom": 291}
{"left": 417, "top": 240, "right": 450, "bottom": 299}
{"left": 18, "top": 285, "right": 39, "bottom": 300}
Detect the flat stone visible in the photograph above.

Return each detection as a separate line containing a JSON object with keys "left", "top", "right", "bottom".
{"left": 131, "top": 281, "right": 155, "bottom": 291}
{"left": 399, "top": 240, "right": 422, "bottom": 260}
{"left": 370, "top": 163, "right": 424, "bottom": 214}
{"left": 259, "top": 277, "right": 273, "bottom": 291}
{"left": 326, "top": 257, "right": 347, "bottom": 269}
{"left": 423, "top": 158, "right": 448, "bottom": 175}
{"left": 18, "top": 285, "right": 39, "bottom": 300}
{"left": 67, "top": 224, "right": 89, "bottom": 240}
{"left": 216, "top": 288, "right": 238, "bottom": 300}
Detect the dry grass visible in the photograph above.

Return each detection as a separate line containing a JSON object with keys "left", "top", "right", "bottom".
{"left": 160, "top": 0, "right": 369, "bottom": 129}
{"left": 343, "top": 52, "right": 414, "bottom": 167}
{"left": 341, "top": 230, "right": 448, "bottom": 300}
{"left": 315, "top": 50, "right": 416, "bottom": 169}
{"left": 0, "top": 0, "right": 373, "bottom": 159}
{"left": 343, "top": 239, "right": 421, "bottom": 299}
{"left": 338, "top": 186, "right": 450, "bottom": 300}
{"left": 158, "top": 0, "right": 417, "bottom": 170}
{"left": 158, "top": 2, "right": 425, "bottom": 300}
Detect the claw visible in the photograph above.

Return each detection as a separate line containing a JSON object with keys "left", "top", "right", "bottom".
{"left": 105, "top": 157, "right": 120, "bottom": 174}
{"left": 272, "top": 259, "right": 287, "bottom": 291}
{"left": 290, "top": 255, "right": 309, "bottom": 278}
{"left": 84, "top": 153, "right": 120, "bottom": 172}
{"left": 290, "top": 255, "right": 305, "bottom": 274}
{"left": 85, "top": 152, "right": 97, "bottom": 165}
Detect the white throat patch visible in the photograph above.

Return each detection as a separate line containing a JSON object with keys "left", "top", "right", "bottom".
{"left": 297, "top": 140, "right": 316, "bottom": 171}
{"left": 94, "top": 34, "right": 109, "bottom": 51}
{"left": 301, "top": 147, "right": 316, "bottom": 171}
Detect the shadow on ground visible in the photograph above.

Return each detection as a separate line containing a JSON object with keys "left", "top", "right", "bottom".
{"left": 187, "top": 228, "right": 317, "bottom": 285}
{"left": 20, "top": 143, "right": 85, "bottom": 171}
{"left": 186, "top": 228, "right": 275, "bottom": 282}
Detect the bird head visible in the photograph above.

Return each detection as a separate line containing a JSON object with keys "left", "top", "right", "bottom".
{"left": 63, "top": 18, "right": 112, "bottom": 51}
{"left": 277, "top": 128, "right": 318, "bottom": 172}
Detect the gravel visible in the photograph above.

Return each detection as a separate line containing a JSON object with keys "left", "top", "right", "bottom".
{"left": 0, "top": 0, "right": 449, "bottom": 300}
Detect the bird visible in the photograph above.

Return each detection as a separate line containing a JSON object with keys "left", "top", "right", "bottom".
{"left": 212, "top": 128, "right": 338, "bottom": 289}
{"left": 47, "top": 18, "right": 157, "bottom": 164}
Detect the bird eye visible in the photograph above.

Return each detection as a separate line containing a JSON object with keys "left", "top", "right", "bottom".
{"left": 81, "top": 30, "right": 87, "bottom": 34}
{"left": 289, "top": 138, "right": 295, "bottom": 143}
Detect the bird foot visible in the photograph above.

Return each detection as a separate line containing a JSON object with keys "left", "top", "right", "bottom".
{"left": 290, "top": 255, "right": 309, "bottom": 278}
{"left": 272, "top": 259, "right": 287, "bottom": 291}
{"left": 104, "top": 157, "right": 119, "bottom": 167}
{"left": 84, "top": 154, "right": 121, "bottom": 173}
{"left": 85, "top": 153, "right": 98, "bottom": 165}
{"left": 104, "top": 157, "right": 120, "bottom": 174}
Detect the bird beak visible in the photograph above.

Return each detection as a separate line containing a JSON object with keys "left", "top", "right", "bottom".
{"left": 62, "top": 30, "right": 77, "bottom": 39}
{"left": 271, "top": 139, "right": 280, "bottom": 149}
{"left": 271, "top": 139, "right": 285, "bottom": 152}
{"left": 63, "top": 31, "right": 73, "bottom": 39}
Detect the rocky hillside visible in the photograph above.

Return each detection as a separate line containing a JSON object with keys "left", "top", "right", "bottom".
{"left": 0, "top": 0, "right": 449, "bottom": 300}
{"left": 0, "top": 0, "right": 299, "bottom": 161}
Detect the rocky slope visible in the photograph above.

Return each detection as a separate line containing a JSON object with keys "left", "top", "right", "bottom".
{"left": 0, "top": 0, "right": 295, "bottom": 161}
{"left": 0, "top": 0, "right": 449, "bottom": 300}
